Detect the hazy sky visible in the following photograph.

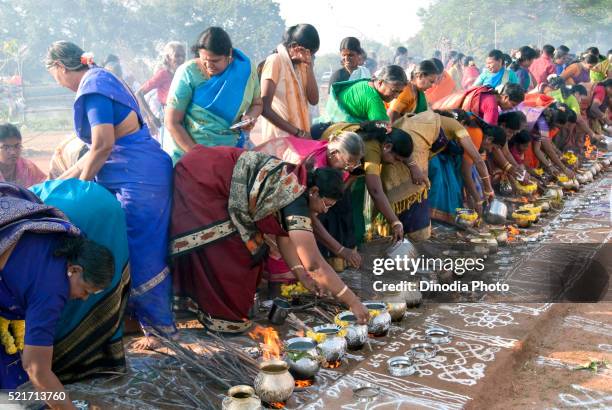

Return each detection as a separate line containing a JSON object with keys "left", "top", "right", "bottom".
{"left": 274, "top": 0, "right": 434, "bottom": 54}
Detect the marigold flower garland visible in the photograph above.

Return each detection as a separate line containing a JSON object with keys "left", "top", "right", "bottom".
{"left": 0, "top": 317, "right": 25, "bottom": 354}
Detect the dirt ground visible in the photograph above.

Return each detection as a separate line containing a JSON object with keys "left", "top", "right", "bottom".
{"left": 21, "top": 129, "right": 70, "bottom": 174}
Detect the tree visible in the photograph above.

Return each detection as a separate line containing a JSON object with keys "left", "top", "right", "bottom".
{"left": 406, "top": 0, "right": 612, "bottom": 62}
{"left": 0, "top": 0, "right": 285, "bottom": 81}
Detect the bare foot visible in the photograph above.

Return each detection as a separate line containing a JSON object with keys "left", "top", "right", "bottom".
{"left": 130, "top": 335, "right": 164, "bottom": 351}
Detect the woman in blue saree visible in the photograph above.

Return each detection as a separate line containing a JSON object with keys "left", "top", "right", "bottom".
{"left": 0, "top": 182, "right": 115, "bottom": 408}
{"left": 31, "top": 179, "right": 129, "bottom": 382}
{"left": 45, "top": 41, "right": 175, "bottom": 346}
{"left": 165, "top": 26, "right": 262, "bottom": 164}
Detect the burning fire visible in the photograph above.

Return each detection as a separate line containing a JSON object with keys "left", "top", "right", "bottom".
{"left": 295, "top": 379, "right": 314, "bottom": 388}
{"left": 519, "top": 196, "right": 529, "bottom": 203}
{"left": 267, "top": 402, "right": 285, "bottom": 409}
{"left": 249, "top": 325, "right": 281, "bottom": 360}
{"left": 506, "top": 225, "right": 520, "bottom": 242}
{"left": 584, "top": 136, "right": 596, "bottom": 159}
{"left": 325, "top": 360, "right": 342, "bottom": 369}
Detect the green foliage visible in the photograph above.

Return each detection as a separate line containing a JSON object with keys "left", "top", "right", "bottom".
{"left": 0, "top": 0, "right": 285, "bottom": 80}
{"left": 407, "top": 0, "right": 612, "bottom": 62}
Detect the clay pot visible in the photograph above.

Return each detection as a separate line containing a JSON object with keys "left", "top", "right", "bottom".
{"left": 254, "top": 360, "right": 294, "bottom": 404}
{"left": 222, "top": 385, "right": 262, "bottom": 410}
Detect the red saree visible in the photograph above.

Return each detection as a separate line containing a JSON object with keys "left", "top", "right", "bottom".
{"left": 170, "top": 146, "right": 307, "bottom": 332}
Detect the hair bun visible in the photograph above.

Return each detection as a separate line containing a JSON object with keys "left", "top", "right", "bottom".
{"left": 54, "top": 236, "right": 85, "bottom": 259}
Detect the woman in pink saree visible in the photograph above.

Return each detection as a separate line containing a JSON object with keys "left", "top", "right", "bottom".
{"left": 255, "top": 131, "right": 364, "bottom": 291}
{"left": 0, "top": 124, "right": 45, "bottom": 187}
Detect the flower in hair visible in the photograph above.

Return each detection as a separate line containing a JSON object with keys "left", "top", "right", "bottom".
{"left": 80, "top": 52, "right": 95, "bottom": 66}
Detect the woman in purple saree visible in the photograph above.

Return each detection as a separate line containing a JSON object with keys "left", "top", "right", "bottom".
{"left": 45, "top": 41, "right": 175, "bottom": 345}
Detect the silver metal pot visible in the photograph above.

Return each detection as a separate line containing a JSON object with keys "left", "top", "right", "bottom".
{"left": 335, "top": 311, "right": 368, "bottom": 350}
{"left": 284, "top": 337, "right": 321, "bottom": 380}
{"left": 386, "top": 239, "right": 418, "bottom": 260}
{"left": 311, "top": 324, "right": 347, "bottom": 363}
{"left": 364, "top": 302, "right": 392, "bottom": 336}
{"left": 483, "top": 198, "right": 508, "bottom": 225}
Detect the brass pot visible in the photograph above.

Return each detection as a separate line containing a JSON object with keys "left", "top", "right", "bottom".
{"left": 384, "top": 291, "right": 408, "bottom": 322}
{"left": 254, "top": 360, "right": 294, "bottom": 404}
{"left": 222, "top": 385, "right": 262, "bottom": 410}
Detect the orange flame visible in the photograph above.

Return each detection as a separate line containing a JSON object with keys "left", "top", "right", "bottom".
{"left": 325, "top": 360, "right": 342, "bottom": 369}
{"left": 295, "top": 379, "right": 314, "bottom": 388}
{"left": 507, "top": 226, "right": 520, "bottom": 235}
{"left": 584, "top": 136, "right": 596, "bottom": 159}
{"left": 248, "top": 325, "right": 281, "bottom": 360}
{"left": 519, "top": 196, "right": 529, "bottom": 203}
{"left": 268, "top": 402, "right": 285, "bottom": 409}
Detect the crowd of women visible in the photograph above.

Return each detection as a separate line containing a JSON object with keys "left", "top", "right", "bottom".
{"left": 0, "top": 21, "right": 609, "bottom": 408}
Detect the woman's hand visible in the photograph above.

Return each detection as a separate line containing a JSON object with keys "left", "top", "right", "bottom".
{"left": 294, "top": 268, "right": 325, "bottom": 296}
{"left": 391, "top": 221, "right": 404, "bottom": 243}
{"left": 348, "top": 299, "right": 370, "bottom": 325}
{"left": 239, "top": 114, "right": 257, "bottom": 131}
{"left": 295, "top": 46, "right": 312, "bottom": 65}
{"left": 339, "top": 247, "right": 362, "bottom": 268}
{"left": 409, "top": 165, "right": 430, "bottom": 188}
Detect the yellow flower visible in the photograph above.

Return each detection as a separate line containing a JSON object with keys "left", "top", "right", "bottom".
{"left": 280, "top": 282, "right": 310, "bottom": 299}
{"left": 0, "top": 317, "right": 17, "bottom": 355}
{"left": 534, "top": 168, "right": 544, "bottom": 176}
{"left": 557, "top": 174, "right": 569, "bottom": 183}
{"left": 10, "top": 320, "right": 25, "bottom": 351}
{"left": 306, "top": 328, "right": 347, "bottom": 343}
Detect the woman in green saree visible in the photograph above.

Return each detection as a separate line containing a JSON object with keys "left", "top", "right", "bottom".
{"left": 165, "top": 27, "right": 262, "bottom": 164}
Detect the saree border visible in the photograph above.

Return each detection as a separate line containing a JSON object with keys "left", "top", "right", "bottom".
{"left": 169, "top": 220, "right": 237, "bottom": 258}
{"left": 53, "top": 262, "right": 130, "bottom": 377}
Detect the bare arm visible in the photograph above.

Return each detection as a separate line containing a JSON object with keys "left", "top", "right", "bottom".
{"left": 79, "top": 124, "right": 114, "bottom": 181}
{"left": 458, "top": 138, "right": 494, "bottom": 196}
{"left": 461, "top": 158, "right": 483, "bottom": 209}
{"left": 532, "top": 140, "right": 554, "bottom": 172}
{"left": 261, "top": 79, "right": 309, "bottom": 137}
{"left": 304, "top": 63, "right": 319, "bottom": 105}
{"left": 502, "top": 143, "right": 522, "bottom": 173}
{"left": 590, "top": 99, "right": 611, "bottom": 125}
{"left": 365, "top": 174, "right": 403, "bottom": 242}
{"left": 387, "top": 109, "right": 401, "bottom": 125}
{"left": 542, "top": 138, "right": 574, "bottom": 177}
{"left": 311, "top": 212, "right": 361, "bottom": 268}
{"left": 239, "top": 95, "right": 264, "bottom": 131}
{"left": 22, "top": 345, "right": 75, "bottom": 410}
{"left": 284, "top": 230, "right": 368, "bottom": 323}
{"left": 165, "top": 107, "right": 197, "bottom": 152}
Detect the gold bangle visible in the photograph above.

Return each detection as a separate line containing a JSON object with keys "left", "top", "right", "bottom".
{"left": 484, "top": 191, "right": 494, "bottom": 195}
{"left": 408, "top": 161, "right": 417, "bottom": 166}
{"left": 481, "top": 175, "right": 490, "bottom": 180}
{"left": 290, "top": 264, "right": 305, "bottom": 272}
{"left": 391, "top": 221, "right": 403, "bottom": 228}
{"left": 336, "top": 246, "right": 345, "bottom": 255}
{"left": 503, "top": 163, "right": 512, "bottom": 172}
{"left": 335, "top": 285, "right": 348, "bottom": 298}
